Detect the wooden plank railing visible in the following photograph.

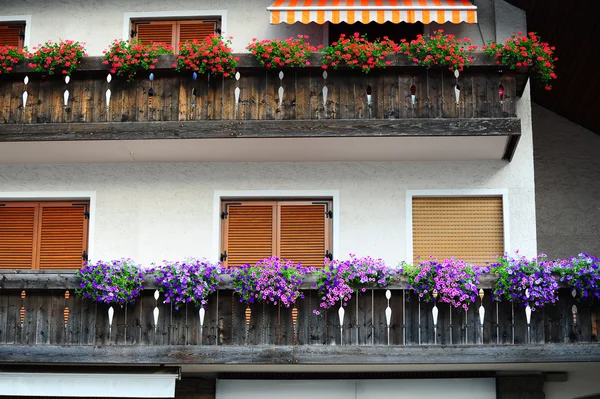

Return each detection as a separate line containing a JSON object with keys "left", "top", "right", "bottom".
{"left": 0, "top": 278, "right": 596, "bottom": 347}
{"left": 0, "top": 54, "right": 520, "bottom": 125}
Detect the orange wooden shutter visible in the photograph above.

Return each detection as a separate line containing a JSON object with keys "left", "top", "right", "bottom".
{"left": 412, "top": 197, "right": 504, "bottom": 266}
{"left": 134, "top": 21, "right": 176, "bottom": 46}
{"left": 223, "top": 203, "right": 276, "bottom": 267}
{"left": 0, "top": 25, "right": 24, "bottom": 48}
{"left": 0, "top": 203, "right": 38, "bottom": 269}
{"left": 177, "top": 21, "right": 216, "bottom": 44}
{"left": 37, "top": 202, "right": 89, "bottom": 270}
{"left": 278, "top": 202, "right": 330, "bottom": 268}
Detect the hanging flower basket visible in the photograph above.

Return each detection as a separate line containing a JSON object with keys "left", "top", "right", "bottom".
{"left": 153, "top": 258, "right": 222, "bottom": 310}
{"left": 247, "top": 35, "right": 319, "bottom": 69}
{"left": 103, "top": 39, "right": 173, "bottom": 82}
{"left": 397, "top": 29, "right": 477, "bottom": 71}
{"left": 322, "top": 33, "right": 397, "bottom": 73}
{"left": 174, "top": 34, "right": 239, "bottom": 77}
{"left": 75, "top": 258, "right": 145, "bottom": 306}
{"left": 230, "top": 257, "right": 309, "bottom": 307}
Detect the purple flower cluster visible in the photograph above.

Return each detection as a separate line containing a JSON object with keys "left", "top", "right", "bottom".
{"left": 491, "top": 253, "right": 559, "bottom": 311}
{"left": 555, "top": 253, "right": 600, "bottom": 302}
{"left": 75, "top": 258, "right": 145, "bottom": 305}
{"left": 230, "top": 257, "right": 309, "bottom": 307}
{"left": 314, "top": 254, "right": 396, "bottom": 315}
{"left": 403, "top": 257, "right": 483, "bottom": 310}
{"left": 154, "top": 258, "right": 222, "bottom": 310}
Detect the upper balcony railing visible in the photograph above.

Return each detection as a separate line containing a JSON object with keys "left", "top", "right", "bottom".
{"left": 0, "top": 53, "right": 524, "bottom": 125}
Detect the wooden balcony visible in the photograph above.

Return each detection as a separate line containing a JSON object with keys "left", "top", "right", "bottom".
{"left": 0, "top": 271, "right": 598, "bottom": 367}
{"left": 0, "top": 54, "right": 523, "bottom": 163}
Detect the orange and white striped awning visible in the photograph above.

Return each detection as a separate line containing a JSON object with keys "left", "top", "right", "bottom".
{"left": 268, "top": 0, "right": 477, "bottom": 25}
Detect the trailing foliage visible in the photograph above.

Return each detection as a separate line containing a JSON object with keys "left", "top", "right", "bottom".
{"left": 0, "top": 45, "right": 27, "bottom": 74}
{"left": 314, "top": 254, "right": 396, "bottom": 315}
{"left": 491, "top": 253, "right": 559, "bottom": 310}
{"left": 482, "top": 32, "right": 557, "bottom": 90}
{"left": 555, "top": 253, "right": 600, "bottom": 302}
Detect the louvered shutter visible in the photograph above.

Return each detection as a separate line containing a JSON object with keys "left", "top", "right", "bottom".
{"left": 278, "top": 202, "right": 329, "bottom": 268}
{"left": 223, "top": 203, "right": 276, "bottom": 267}
{"left": 0, "top": 203, "right": 38, "bottom": 269}
{"left": 177, "top": 21, "right": 216, "bottom": 44}
{"left": 412, "top": 197, "right": 504, "bottom": 266}
{"left": 134, "top": 21, "right": 176, "bottom": 46}
{"left": 0, "top": 25, "right": 24, "bottom": 48}
{"left": 37, "top": 202, "right": 89, "bottom": 270}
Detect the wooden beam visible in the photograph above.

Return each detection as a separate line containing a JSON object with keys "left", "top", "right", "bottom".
{"left": 0, "top": 118, "right": 521, "bottom": 142}
{"left": 10, "top": 53, "right": 501, "bottom": 74}
{"left": 1, "top": 344, "right": 599, "bottom": 365}
{"left": 0, "top": 271, "right": 500, "bottom": 290}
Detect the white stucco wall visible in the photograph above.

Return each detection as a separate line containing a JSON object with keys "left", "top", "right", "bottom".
{"left": 533, "top": 103, "right": 600, "bottom": 259}
{"left": 1, "top": 0, "right": 525, "bottom": 55}
{"left": 0, "top": 78, "right": 537, "bottom": 265}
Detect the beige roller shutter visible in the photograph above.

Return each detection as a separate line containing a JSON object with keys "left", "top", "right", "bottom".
{"left": 412, "top": 196, "right": 504, "bottom": 266}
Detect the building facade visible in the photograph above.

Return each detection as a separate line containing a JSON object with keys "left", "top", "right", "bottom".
{"left": 0, "top": 0, "right": 598, "bottom": 398}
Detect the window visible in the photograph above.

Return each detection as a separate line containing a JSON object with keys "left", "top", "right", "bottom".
{"left": 412, "top": 196, "right": 504, "bottom": 266}
{"left": 131, "top": 19, "right": 220, "bottom": 52}
{"left": 0, "top": 23, "right": 25, "bottom": 49}
{"left": 0, "top": 201, "right": 89, "bottom": 270}
{"left": 221, "top": 200, "right": 333, "bottom": 267}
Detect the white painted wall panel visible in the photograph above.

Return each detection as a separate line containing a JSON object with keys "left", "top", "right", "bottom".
{"left": 216, "top": 379, "right": 496, "bottom": 399}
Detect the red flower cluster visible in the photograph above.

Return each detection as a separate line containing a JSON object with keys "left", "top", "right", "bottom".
{"left": 247, "top": 35, "right": 320, "bottom": 69}
{"left": 103, "top": 40, "right": 174, "bottom": 82}
{"left": 483, "top": 32, "right": 557, "bottom": 90}
{"left": 174, "top": 35, "right": 239, "bottom": 77}
{"left": 398, "top": 29, "right": 476, "bottom": 71}
{"left": 322, "top": 33, "right": 397, "bottom": 73}
{"left": 0, "top": 45, "right": 27, "bottom": 74}
{"left": 28, "top": 40, "right": 87, "bottom": 76}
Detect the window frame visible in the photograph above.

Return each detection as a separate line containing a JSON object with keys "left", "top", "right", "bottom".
{"left": 0, "top": 15, "right": 31, "bottom": 49}
{"left": 213, "top": 190, "right": 340, "bottom": 264}
{"left": 405, "top": 189, "right": 511, "bottom": 264}
{"left": 122, "top": 10, "right": 228, "bottom": 48}
{"left": 0, "top": 200, "right": 90, "bottom": 270}
{"left": 220, "top": 199, "right": 333, "bottom": 267}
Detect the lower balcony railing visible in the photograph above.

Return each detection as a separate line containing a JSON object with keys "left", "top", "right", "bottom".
{"left": 0, "top": 274, "right": 597, "bottom": 348}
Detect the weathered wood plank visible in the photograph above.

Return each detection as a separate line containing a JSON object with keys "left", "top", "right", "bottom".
{"left": 0, "top": 117, "right": 522, "bottom": 142}
{"left": 2, "top": 343, "right": 600, "bottom": 365}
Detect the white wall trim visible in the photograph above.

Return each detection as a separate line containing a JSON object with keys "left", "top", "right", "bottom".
{"left": 0, "top": 191, "right": 97, "bottom": 260}
{"left": 0, "top": 15, "right": 32, "bottom": 48}
{"left": 122, "top": 10, "right": 229, "bottom": 41}
{"left": 405, "top": 189, "right": 510, "bottom": 263}
{"left": 212, "top": 190, "right": 340, "bottom": 263}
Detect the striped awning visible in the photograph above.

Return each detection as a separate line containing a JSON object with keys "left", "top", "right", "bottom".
{"left": 268, "top": 0, "right": 477, "bottom": 25}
